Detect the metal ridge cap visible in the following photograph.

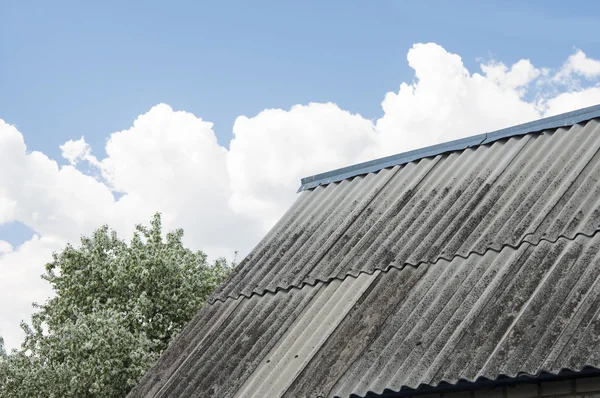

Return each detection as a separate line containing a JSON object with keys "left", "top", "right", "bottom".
{"left": 297, "top": 133, "right": 486, "bottom": 192}
{"left": 298, "top": 103, "right": 600, "bottom": 192}
{"left": 482, "top": 102, "right": 600, "bottom": 144}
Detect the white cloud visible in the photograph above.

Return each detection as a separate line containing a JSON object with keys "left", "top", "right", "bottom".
{"left": 480, "top": 59, "right": 541, "bottom": 95}
{"left": 0, "top": 196, "right": 17, "bottom": 224}
{"left": 0, "top": 126, "right": 117, "bottom": 244}
{"left": 2, "top": 43, "right": 600, "bottom": 350}
{"left": 60, "top": 136, "right": 101, "bottom": 168}
{"left": 0, "top": 111, "right": 264, "bottom": 350}
{"left": 0, "top": 235, "right": 63, "bottom": 350}
{"left": 228, "top": 103, "right": 376, "bottom": 229}
{"left": 555, "top": 49, "right": 600, "bottom": 83}
{"left": 0, "top": 241, "right": 12, "bottom": 254}
{"left": 544, "top": 86, "right": 600, "bottom": 116}
{"left": 98, "top": 103, "right": 262, "bottom": 257}
{"left": 372, "top": 43, "right": 543, "bottom": 158}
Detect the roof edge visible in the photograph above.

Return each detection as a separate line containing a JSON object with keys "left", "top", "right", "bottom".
{"left": 298, "top": 103, "right": 600, "bottom": 192}
{"left": 363, "top": 367, "right": 600, "bottom": 397}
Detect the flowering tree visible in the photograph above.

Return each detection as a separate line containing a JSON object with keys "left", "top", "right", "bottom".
{"left": 0, "top": 213, "right": 233, "bottom": 397}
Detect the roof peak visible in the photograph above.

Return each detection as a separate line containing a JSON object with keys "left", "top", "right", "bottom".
{"left": 298, "top": 103, "right": 600, "bottom": 192}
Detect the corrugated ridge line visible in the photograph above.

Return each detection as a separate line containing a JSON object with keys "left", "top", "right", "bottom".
{"left": 298, "top": 105, "right": 600, "bottom": 191}
{"left": 431, "top": 238, "right": 570, "bottom": 383}
{"left": 311, "top": 155, "right": 443, "bottom": 287}
{"left": 476, "top": 236, "right": 578, "bottom": 374}
{"left": 209, "top": 146, "right": 486, "bottom": 304}
{"left": 398, "top": 133, "right": 532, "bottom": 264}
{"left": 403, "top": 243, "right": 527, "bottom": 390}
{"left": 210, "top": 227, "right": 600, "bottom": 304}
{"left": 438, "top": 235, "right": 600, "bottom": 385}
{"left": 329, "top": 233, "right": 600, "bottom": 397}
{"left": 210, "top": 121, "right": 600, "bottom": 303}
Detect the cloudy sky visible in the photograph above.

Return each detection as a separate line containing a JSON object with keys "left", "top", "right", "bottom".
{"left": 2, "top": 0, "right": 600, "bottom": 349}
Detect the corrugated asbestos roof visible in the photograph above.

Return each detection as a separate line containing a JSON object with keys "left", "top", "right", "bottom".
{"left": 212, "top": 118, "right": 600, "bottom": 302}
{"left": 130, "top": 105, "right": 600, "bottom": 398}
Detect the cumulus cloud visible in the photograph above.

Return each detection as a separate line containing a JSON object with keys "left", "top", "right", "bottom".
{"left": 98, "top": 104, "right": 262, "bottom": 257}
{"left": 0, "top": 196, "right": 17, "bottom": 225}
{"left": 2, "top": 43, "right": 600, "bottom": 350}
{"left": 544, "top": 86, "right": 600, "bottom": 117}
{"left": 373, "top": 43, "right": 542, "bottom": 158}
{"left": 60, "top": 136, "right": 102, "bottom": 168}
{"left": 0, "top": 235, "right": 63, "bottom": 350}
{"left": 555, "top": 49, "right": 600, "bottom": 83}
{"left": 228, "top": 103, "right": 376, "bottom": 228}
{"left": 0, "top": 111, "right": 263, "bottom": 349}
{"left": 0, "top": 241, "right": 12, "bottom": 254}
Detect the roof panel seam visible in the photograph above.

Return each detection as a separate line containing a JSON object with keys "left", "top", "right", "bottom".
{"left": 210, "top": 227, "right": 600, "bottom": 304}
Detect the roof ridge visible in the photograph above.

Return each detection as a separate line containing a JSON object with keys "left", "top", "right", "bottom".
{"left": 299, "top": 104, "right": 600, "bottom": 192}
{"left": 209, "top": 227, "right": 600, "bottom": 305}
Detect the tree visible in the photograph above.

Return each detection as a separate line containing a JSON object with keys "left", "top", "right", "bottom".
{"left": 0, "top": 213, "right": 234, "bottom": 398}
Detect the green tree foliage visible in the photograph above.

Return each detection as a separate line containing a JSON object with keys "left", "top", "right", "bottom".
{"left": 0, "top": 213, "right": 234, "bottom": 397}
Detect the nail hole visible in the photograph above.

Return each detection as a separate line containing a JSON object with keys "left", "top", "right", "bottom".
{"left": 266, "top": 360, "right": 270, "bottom": 363}
{"left": 294, "top": 354, "right": 299, "bottom": 358}
{"left": 416, "top": 341, "right": 422, "bottom": 346}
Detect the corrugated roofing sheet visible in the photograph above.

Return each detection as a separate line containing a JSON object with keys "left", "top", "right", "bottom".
{"left": 130, "top": 106, "right": 600, "bottom": 398}
{"left": 131, "top": 232, "right": 600, "bottom": 398}
{"left": 211, "top": 119, "right": 600, "bottom": 302}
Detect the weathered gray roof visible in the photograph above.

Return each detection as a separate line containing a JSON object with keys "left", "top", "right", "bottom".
{"left": 212, "top": 117, "right": 600, "bottom": 302}
{"left": 130, "top": 105, "right": 600, "bottom": 398}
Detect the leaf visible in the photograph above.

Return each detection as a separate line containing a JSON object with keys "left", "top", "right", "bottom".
{"left": 0, "top": 212, "right": 233, "bottom": 398}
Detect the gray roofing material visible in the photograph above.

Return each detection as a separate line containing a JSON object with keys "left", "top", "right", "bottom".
{"left": 129, "top": 105, "right": 600, "bottom": 398}
{"left": 131, "top": 233, "right": 600, "bottom": 398}
{"left": 211, "top": 118, "right": 600, "bottom": 302}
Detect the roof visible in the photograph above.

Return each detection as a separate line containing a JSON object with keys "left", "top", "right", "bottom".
{"left": 130, "top": 104, "right": 600, "bottom": 398}
{"left": 299, "top": 103, "right": 600, "bottom": 191}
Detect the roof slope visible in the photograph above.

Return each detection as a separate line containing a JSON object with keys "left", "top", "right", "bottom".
{"left": 212, "top": 118, "right": 600, "bottom": 302}
{"left": 130, "top": 105, "right": 600, "bottom": 398}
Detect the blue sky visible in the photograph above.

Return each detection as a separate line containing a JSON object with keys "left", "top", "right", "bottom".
{"left": 3, "top": 0, "right": 600, "bottom": 160}
{"left": 3, "top": 0, "right": 600, "bottom": 349}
